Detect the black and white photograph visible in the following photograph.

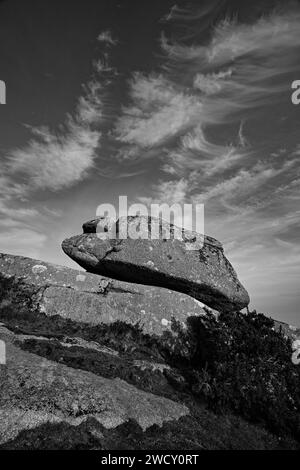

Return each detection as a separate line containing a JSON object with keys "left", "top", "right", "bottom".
{"left": 0, "top": 0, "right": 300, "bottom": 455}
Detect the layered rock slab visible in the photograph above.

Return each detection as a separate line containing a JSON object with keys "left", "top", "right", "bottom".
{"left": 62, "top": 215, "right": 249, "bottom": 312}
{"left": 0, "top": 253, "right": 205, "bottom": 337}
{"left": 0, "top": 325, "right": 188, "bottom": 446}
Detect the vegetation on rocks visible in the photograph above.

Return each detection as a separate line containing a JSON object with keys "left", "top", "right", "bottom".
{"left": 1, "top": 266, "right": 299, "bottom": 448}
{"left": 165, "top": 310, "right": 300, "bottom": 441}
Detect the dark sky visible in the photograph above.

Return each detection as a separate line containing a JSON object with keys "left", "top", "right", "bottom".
{"left": 0, "top": 1, "right": 173, "bottom": 145}
{"left": 0, "top": 0, "right": 299, "bottom": 325}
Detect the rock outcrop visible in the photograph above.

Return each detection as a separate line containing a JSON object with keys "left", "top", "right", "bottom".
{"left": 62, "top": 215, "right": 249, "bottom": 312}
{"left": 0, "top": 252, "right": 297, "bottom": 450}
{"left": 0, "top": 325, "right": 188, "bottom": 447}
{"left": 0, "top": 253, "right": 206, "bottom": 338}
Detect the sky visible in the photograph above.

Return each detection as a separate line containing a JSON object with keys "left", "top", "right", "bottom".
{"left": 0, "top": 0, "right": 299, "bottom": 326}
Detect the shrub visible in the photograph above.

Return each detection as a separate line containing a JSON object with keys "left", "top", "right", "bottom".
{"left": 166, "top": 310, "right": 300, "bottom": 440}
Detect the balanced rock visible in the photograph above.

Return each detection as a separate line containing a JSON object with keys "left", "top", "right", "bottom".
{"left": 62, "top": 215, "right": 249, "bottom": 312}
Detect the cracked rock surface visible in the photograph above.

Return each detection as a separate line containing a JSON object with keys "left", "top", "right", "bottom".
{"left": 0, "top": 325, "right": 188, "bottom": 446}
{"left": 62, "top": 215, "right": 250, "bottom": 312}
{"left": 0, "top": 253, "right": 206, "bottom": 337}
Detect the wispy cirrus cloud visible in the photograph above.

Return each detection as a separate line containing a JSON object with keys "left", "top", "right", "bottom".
{"left": 5, "top": 67, "right": 108, "bottom": 192}
{"left": 1, "top": 30, "right": 119, "bottom": 198}
{"left": 0, "top": 227, "right": 47, "bottom": 259}
{"left": 113, "top": 3, "right": 300, "bottom": 183}
{"left": 0, "top": 31, "right": 118, "bottom": 258}
{"left": 97, "top": 30, "right": 118, "bottom": 47}
{"left": 114, "top": 72, "right": 203, "bottom": 148}
{"left": 139, "top": 178, "right": 190, "bottom": 206}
